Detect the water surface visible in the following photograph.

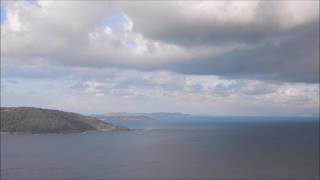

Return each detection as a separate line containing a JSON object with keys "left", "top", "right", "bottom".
{"left": 1, "top": 117, "right": 319, "bottom": 179}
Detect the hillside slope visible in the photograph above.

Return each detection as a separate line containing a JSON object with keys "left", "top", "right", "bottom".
{"left": 1, "top": 107, "right": 128, "bottom": 133}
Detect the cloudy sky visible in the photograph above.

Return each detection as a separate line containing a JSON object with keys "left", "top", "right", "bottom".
{"left": 1, "top": 1, "right": 319, "bottom": 116}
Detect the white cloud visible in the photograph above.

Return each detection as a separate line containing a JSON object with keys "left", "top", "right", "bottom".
{"left": 66, "top": 70, "right": 318, "bottom": 111}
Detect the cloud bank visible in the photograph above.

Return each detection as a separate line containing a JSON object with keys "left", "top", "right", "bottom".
{"left": 1, "top": 1, "right": 319, "bottom": 116}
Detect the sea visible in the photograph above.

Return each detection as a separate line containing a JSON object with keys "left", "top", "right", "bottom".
{"left": 1, "top": 115, "right": 319, "bottom": 179}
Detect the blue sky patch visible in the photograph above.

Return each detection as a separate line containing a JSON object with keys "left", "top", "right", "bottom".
{"left": 0, "top": 6, "right": 6, "bottom": 24}
{"left": 100, "top": 14, "right": 127, "bottom": 29}
{"left": 126, "top": 41, "right": 137, "bottom": 49}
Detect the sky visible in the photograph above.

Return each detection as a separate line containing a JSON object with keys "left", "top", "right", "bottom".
{"left": 0, "top": 1, "right": 319, "bottom": 116}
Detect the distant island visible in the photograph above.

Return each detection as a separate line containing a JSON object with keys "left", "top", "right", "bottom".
{"left": 1, "top": 107, "right": 129, "bottom": 134}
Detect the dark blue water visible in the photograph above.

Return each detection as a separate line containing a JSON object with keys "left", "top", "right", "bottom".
{"left": 1, "top": 117, "right": 319, "bottom": 179}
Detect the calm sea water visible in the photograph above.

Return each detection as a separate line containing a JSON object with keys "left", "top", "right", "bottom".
{"left": 1, "top": 117, "right": 319, "bottom": 179}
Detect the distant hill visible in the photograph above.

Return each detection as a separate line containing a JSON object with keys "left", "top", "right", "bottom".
{"left": 1, "top": 107, "right": 129, "bottom": 133}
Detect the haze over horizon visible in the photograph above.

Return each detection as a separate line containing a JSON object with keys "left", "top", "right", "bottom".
{"left": 1, "top": 1, "right": 319, "bottom": 117}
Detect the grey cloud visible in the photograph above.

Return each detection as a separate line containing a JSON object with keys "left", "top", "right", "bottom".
{"left": 121, "top": 1, "right": 318, "bottom": 47}
{"left": 119, "top": 1, "right": 319, "bottom": 83}
{"left": 166, "top": 22, "right": 319, "bottom": 83}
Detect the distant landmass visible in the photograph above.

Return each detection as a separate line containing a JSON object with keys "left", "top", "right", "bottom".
{"left": 1, "top": 107, "right": 129, "bottom": 134}
{"left": 91, "top": 112, "right": 198, "bottom": 121}
{"left": 94, "top": 112, "right": 154, "bottom": 120}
